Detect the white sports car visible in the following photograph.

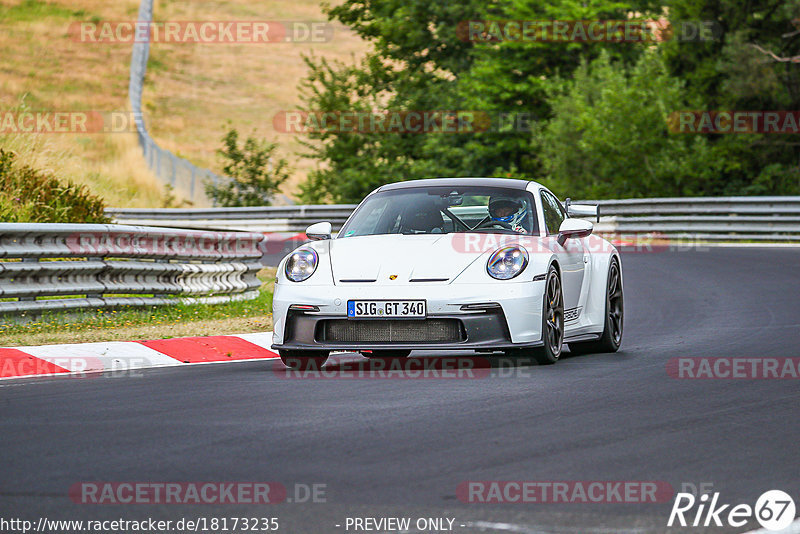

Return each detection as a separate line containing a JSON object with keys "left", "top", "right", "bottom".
{"left": 272, "top": 178, "right": 623, "bottom": 369}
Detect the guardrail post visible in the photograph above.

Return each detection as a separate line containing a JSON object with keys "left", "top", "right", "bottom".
{"left": 86, "top": 257, "right": 104, "bottom": 298}
{"left": 18, "top": 257, "right": 39, "bottom": 302}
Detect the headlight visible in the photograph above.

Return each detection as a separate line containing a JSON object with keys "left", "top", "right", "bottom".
{"left": 487, "top": 245, "right": 528, "bottom": 280}
{"left": 285, "top": 247, "right": 319, "bottom": 282}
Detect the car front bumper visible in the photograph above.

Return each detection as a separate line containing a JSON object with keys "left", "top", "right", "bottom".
{"left": 271, "top": 281, "right": 546, "bottom": 351}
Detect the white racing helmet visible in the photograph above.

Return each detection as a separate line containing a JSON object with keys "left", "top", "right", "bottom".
{"left": 488, "top": 196, "right": 525, "bottom": 229}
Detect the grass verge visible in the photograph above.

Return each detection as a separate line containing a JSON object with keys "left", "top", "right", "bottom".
{"left": 0, "top": 268, "right": 276, "bottom": 347}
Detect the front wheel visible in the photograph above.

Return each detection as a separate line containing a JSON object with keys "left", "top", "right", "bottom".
{"left": 569, "top": 257, "right": 623, "bottom": 355}
{"left": 279, "top": 350, "right": 329, "bottom": 370}
{"left": 506, "top": 265, "right": 564, "bottom": 365}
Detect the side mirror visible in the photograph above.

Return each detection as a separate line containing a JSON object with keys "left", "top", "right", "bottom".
{"left": 565, "top": 198, "right": 599, "bottom": 222}
{"left": 557, "top": 218, "right": 593, "bottom": 246}
{"left": 306, "top": 221, "right": 332, "bottom": 241}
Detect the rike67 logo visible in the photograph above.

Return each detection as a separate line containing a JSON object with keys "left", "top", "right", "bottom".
{"left": 668, "top": 489, "right": 796, "bottom": 531}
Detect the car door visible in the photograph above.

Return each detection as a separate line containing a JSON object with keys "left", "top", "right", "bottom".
{"left": 540, "top": 190, "right": 585, "bottom": 311}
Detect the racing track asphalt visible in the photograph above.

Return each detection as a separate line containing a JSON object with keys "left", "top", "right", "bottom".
{"left": 1, "top": 247, "right": 799, "bottom": 533}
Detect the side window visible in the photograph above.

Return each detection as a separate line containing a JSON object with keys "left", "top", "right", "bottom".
{"left": 540, "top": 191, "right": 566, "bottom": 235}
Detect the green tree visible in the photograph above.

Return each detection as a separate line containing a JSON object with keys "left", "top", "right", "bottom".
{"left": 206, "top": 129, "right": 290, "bottom": 207}
{"left": 452, "top": 0, "right": 660, "bottom": 179}
{"left": 661, "top": 0, "right": 800, "bottom": 195}
{"left": 298, "top": 0, "right": 800, "bottom": 202}
{"left": 299, "top": 0, "right": 664, "bottom": 203}
{"left": 536, "top": 50, "right": 719, "bottom": 199}
{"left": 298, "top": 0, "right": 486, "bottom": 203}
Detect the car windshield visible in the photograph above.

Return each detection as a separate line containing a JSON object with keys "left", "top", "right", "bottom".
{"left": 338, "top": 186, "right": 538, "bottom": 237}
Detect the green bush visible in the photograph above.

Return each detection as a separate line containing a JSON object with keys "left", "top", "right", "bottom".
{"left": 536, "top": 50, "right": 719, "bottom": 199}
{"left": 205, "top": 128, "right": 290, "bottom": 207}
{"left": 0, "top": 149, "right": 108, "bottom": 223}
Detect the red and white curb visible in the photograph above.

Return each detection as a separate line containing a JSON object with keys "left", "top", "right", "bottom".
{"left": 0, "top": 332, "right": 278, "bottom": 380}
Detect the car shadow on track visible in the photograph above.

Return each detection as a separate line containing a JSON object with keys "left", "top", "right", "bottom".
{"left": 270, "top": 349, "right": 631, "bottom": 380}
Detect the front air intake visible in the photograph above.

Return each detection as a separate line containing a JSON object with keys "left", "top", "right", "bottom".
{"left": 320, "top": 319, "right": 464, "bottom": 343}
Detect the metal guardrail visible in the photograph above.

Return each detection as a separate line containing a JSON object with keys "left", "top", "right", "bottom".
{"left": 106, "top": 205, "right": 358, "bottom": 233}
{"left": 590, "top": 196, "right": 800, "bottom": 241}
{"left": 0, "top": 224, "right": 265, "bottom": 316}
{"left": 107, "top": 196, "right": 800, "bottom": 241}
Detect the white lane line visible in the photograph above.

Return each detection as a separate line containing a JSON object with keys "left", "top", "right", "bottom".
{"left": 458, "top": 522, "right": 646, "bottom": 534}
{"left": 0, "top": 354, "right": 283, "bottom": 381}
{"left": 699, "top": 243, "right": 800, "bottom": 248}
{"left": 0, "top": 370, "right": 75, "bottom": 381}
{"left": 743, "top": 518, "right": 800, "bottom": 533}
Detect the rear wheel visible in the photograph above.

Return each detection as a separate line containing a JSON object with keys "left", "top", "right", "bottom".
{"left": 363, "top": 350, "right": 412, "bottom": 359}
{"left": 505, "top": 265, "right": 564, "bottom": 365}
{"left": 569, "top": 257, "right": 623, "bottom": 355}
{"left": 279, "top": 350, "right": 329, "bottom": 370}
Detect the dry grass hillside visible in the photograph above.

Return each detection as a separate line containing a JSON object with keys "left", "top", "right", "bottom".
{"left": 0, "top": 0, "right": 164, "bottom": 206}
{"left": 0, "top": 0, "right": 368, "bottom": 207}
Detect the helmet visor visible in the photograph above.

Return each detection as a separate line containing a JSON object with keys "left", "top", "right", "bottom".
{"left": 489, "top": 198, "right": 521, "bottom": 221}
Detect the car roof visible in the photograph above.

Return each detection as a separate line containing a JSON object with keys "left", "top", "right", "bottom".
{"left": 377, "top": 177, "right": 536, "bottom": 192}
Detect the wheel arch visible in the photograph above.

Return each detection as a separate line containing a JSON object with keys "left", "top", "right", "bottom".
{"left": 548, "top": 258, "right": 562, "bottom": 278}
{"left": 582, "top": 249, "right": 622, "bottom": 331}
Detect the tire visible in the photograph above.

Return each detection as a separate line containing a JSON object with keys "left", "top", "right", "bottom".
{"left": 568, "top": 256, "right": 623, "bottom": 355}
{"left": 505, "top": 264, "right": 564, "bottom": 365}
{"left": 279, "top": 350, "right": 329, "bottom": 370}
{"left": 362, "top": 350, "right": 412, "bottom": 359}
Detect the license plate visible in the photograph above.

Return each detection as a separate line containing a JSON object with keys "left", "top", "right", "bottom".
{"left": 347, "top": 300, "right": 426, "bottom": 318}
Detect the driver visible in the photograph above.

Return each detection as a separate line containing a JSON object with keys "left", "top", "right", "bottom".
{"left": 488, "top": 196, "right": 526, "bottom": 233}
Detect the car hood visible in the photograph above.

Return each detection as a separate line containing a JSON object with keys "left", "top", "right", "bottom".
{"left": 328, "top": 234, "right": 483, "bottom": 284}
